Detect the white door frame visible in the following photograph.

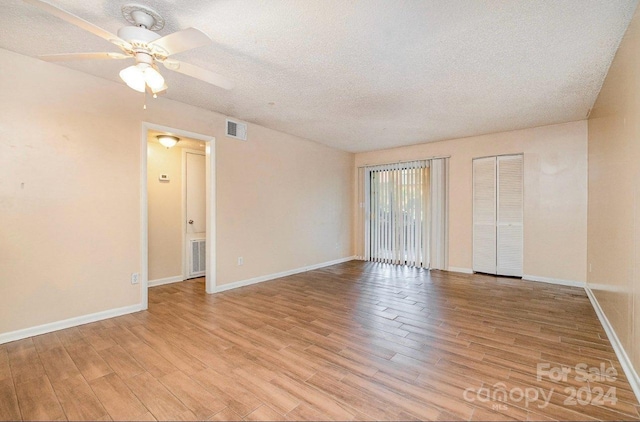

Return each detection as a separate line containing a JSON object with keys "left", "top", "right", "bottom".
{"left": 140, "top": 122, "right": 216, "bottom": 310}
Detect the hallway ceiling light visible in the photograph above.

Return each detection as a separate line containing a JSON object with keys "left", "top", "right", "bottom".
{"left": 157, "top": 135, "right": 179, "bottom": 148}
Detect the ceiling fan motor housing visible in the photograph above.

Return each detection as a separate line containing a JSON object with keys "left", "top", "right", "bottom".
{"left": 117, "top": 26, "right": 161, "bottom": 46}
{"left": 121, "top": 4, "right": 165, "bottom": 30}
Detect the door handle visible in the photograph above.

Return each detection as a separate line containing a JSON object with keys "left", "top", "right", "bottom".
{"left": 188, "top": 220, "right": 194, "bottom": 224}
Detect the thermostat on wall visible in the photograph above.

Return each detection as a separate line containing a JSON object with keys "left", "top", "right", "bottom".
{"left": 159, "top": 174, "right": 170, "bottom": 182}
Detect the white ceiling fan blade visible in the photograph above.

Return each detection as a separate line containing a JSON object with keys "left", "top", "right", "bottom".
{"left": 163, "top": 60, "right": 234, "bottom": 90}
{"left": 23, "top": 0, "right": 130, "bottom": 49}
{"left": 149, "top": 28, "right": 211, "bottom": 57}
{"left": 39, "top": 52, "right": 130, "bottom": 62}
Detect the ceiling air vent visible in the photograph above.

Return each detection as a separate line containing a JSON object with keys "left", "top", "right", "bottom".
{"left": 225, "top": 118, "right": 247, "bottom": 141}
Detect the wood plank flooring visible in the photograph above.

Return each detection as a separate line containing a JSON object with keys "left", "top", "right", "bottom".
{"left": 1, "top": 261, "right": 639, "bottom": 421}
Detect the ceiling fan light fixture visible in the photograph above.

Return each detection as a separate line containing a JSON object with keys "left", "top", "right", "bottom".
{"left": 143, "top": 65, "right": 165, "bottom": 91}
{"left": 151, "top": 83, "right": 168, "bottom": 96}
{"left": 119, "top": 62, "right": 165, "bottom": 93}
{"left": 119, "top": 64, "right": 145, "bottom": 92}
{"left": 157, "top": 135, "right": 179, "bottom": 148}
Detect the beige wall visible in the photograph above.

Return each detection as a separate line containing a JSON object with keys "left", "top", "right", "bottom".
{"left": 355, "top": 121, "right": 588, "bottom": 283}
{"left": 216, "top": 122, "right": 353, "bottom": 285}
{"left": 588, "top": 5, "right": 640, "bottom": 374}
{"left": 147, "top": 142, "right": 182, "bottom": 281}
{"left": 0, "top": 48, "right": 353, "bottom": 335}
{"left": 0, "top": 50, "right": 142, "bottom": 334}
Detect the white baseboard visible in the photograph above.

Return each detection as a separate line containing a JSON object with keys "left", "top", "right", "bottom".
{"left": 585, "top": 286, "right": 640, "bottom": 403}
{"left": 447, "top": 266, "right": 473, "bottom": 274}
{"left": 0, "top": 303, "right": 144, "bottom": 345}
{"left": 214, "top": 256, "right": 356, "bottom": 293}
{"left": 522, "top": 274, "right": 586, "bottom": 288}
{"left": 585, "top": 283, "right": 627, "bottom": 293}
{"left": 148, "top": 275, "right": 184, "bottom": 287}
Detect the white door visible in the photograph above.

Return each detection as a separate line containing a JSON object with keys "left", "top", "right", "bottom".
{"left": 185, "top": 151, "right": 206, "bottom": 277}
{"left": 472, "top": 157, "right": 497, "bottom": 274}
{"left": 472, "top": 154, "right": 523, "bottom": 276}
{"left": 496, "top": 155, "right": 523, "bottom": 276}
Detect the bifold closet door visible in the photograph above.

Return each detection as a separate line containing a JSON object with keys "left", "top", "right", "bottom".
{"left": 473, "top": 154, "right": 523, "bottom": 276}
{"left": 496, "top": 155, "right": 523, "bottom": 276}
{"left": 472, "top": 157, "right": 497, "bottom": 274}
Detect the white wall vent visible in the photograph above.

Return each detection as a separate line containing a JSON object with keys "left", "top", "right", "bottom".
{"left": 189, "top": 239, "right": 206, "bottom": 277}
{"left": 225, "top": 118, "right": 247, "bottom": 141}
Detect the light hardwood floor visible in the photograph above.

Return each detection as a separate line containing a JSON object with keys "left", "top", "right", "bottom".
{"left": 1, "top": 261, "right": 639, "bottom": 421}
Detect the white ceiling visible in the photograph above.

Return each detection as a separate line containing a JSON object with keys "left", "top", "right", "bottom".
{"left": 1, "top": 1, "right": 637, "bottom": 152}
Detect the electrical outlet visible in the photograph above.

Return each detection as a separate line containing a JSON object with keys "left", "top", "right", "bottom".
{"left": 131, "top": 272, "right": 140, "bottom": 284}
{"left": 237, "top": 257, "right": 244, "bottom": 266}
{"left": 589, "top": 263, "right": 592, "bottom": 273}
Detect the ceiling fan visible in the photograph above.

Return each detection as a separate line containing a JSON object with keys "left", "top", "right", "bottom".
{"left": 23, "top": 0, "right": 234, "bottom": 95}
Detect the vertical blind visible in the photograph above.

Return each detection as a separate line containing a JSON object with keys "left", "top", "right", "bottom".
{"left": 366, "top": 161, "right": 429, "bottom": 267}
{"left": 359, "top": 158, "right": 449, "bottom": 270}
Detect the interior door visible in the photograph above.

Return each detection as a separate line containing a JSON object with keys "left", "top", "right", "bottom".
{"left": 185, "top": 151, "right": 206, "bottom": 277}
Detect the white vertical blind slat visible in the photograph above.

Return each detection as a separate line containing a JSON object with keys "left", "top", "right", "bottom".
{"left": 410, "top": 166, "right": 414, "bottom": 265}
{"left": 359, "top": 167, "right": 366, "bottom": 260}
{"left": 400, "top": 165, "right": 404, "bottom": 265}
{"left": 374, "top": 171, "right": 382, "bottom": 260}
{"left": 413, "top": 168, "right": 423, "bottom": 267}
{"left": 419, "top": 167, "right": 422, "bottom": 267}
{"left": 411, "top": 167, "right": 418, "bottom": 266}
{"left": 395, "top": 165, "right": 401, "bottom": 264}
{"left": 378, "top": 170, "right": 382, "bottom": 263}
{"left": 372, "top": 170, "right": 377, "bottom": 262}
{"left": 372, "top": 170, "right": 376, "bottom": 262}
{"left": 384, "top": 169, "right": 389, "bottom": 263}
{"left": 423, "top": 166, "right": 430, "bottom": 268}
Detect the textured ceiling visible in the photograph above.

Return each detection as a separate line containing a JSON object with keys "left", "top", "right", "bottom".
{"left": 1, "top": 0, "right": 637, "bottom": 152}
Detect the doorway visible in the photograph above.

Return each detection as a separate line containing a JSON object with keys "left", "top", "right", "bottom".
{"left": 140, "top": 123, "right": 216, "bottom": 310}
{"left": 183, "top": 148, "right": 206, "bottom": 279}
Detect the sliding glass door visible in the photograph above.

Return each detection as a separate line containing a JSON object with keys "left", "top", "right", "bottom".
{"left": 369, "top": 164, "right": 429, "bottom": 266}
{"left": 359, "top": 158, "right": 448, "bottom": 270}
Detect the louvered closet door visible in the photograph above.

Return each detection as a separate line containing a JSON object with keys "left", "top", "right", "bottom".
{"left": 496, "top": 155, "right": 523, "bottom": 276}
{"left": 472, "top": 157, "right": 497, "bottom": 274}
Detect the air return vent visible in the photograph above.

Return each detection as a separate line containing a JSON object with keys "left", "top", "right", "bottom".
{"left": 189, "top": 239, "right": 206, "bottom": 277}
{"left": 225, "top": 118, "right": 247, "bottom": 141}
